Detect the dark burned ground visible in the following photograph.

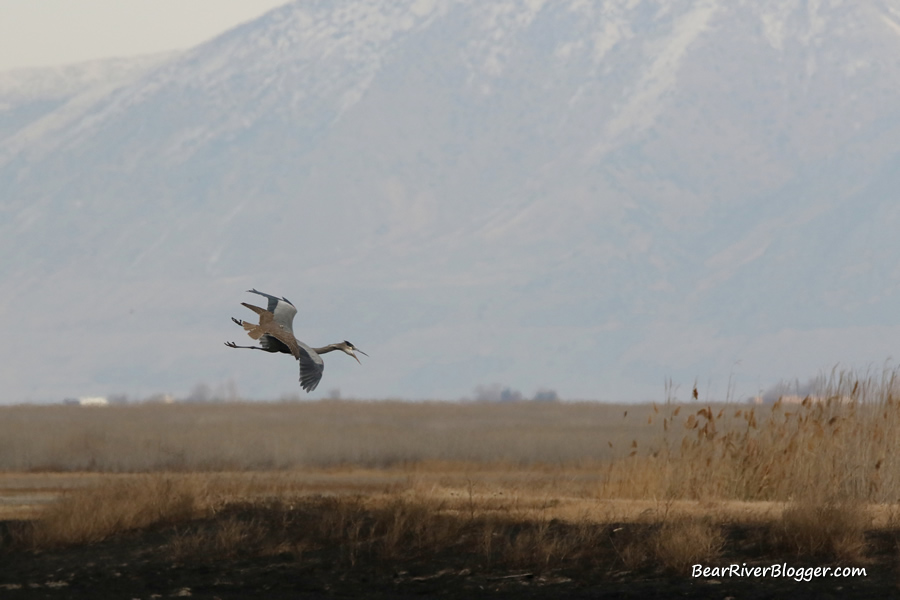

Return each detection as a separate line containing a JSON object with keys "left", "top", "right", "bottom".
{"left": 2, "top": 501, "right": 899, "bottom": 600}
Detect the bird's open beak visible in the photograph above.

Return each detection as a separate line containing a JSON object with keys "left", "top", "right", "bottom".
{"left": 352, "top": 348, "right": 368, "bottom": 363}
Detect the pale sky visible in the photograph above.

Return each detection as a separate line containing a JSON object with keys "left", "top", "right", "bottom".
{"left": 0, "top": 0, "right": 292, "bottom": 72}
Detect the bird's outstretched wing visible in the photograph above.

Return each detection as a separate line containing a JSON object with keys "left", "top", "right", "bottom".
{"left": 296, "top": 341, "right": 325, "bottom": 392}
{"left": 247, "top": 289, "right": 297, "bottom": 334}
{"left": 239, "top": 303, "right": 301, "bottom": 359}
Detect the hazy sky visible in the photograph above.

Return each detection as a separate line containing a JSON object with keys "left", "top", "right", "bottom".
{"left": 0, "top": 0, "right": 291, "bottom": 72}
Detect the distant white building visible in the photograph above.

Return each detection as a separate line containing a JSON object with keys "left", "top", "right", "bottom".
{"left": 63, "top": 396, "right": 109, "bottom": 406}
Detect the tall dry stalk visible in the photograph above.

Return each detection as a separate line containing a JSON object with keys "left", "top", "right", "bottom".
{"left": 601, "top": 367, "right": 900, "bottom": 503}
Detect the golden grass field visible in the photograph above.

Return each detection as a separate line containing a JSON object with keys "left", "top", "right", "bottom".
{"left": 3, "top": 368, "right": 900, "bottom": 581}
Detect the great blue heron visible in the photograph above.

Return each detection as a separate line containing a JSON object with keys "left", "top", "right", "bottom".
{"left": 225, "top": 288, "right": 367, "bottom": 392}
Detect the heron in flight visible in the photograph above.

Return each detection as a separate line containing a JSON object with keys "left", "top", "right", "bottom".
{"left": 225, "top": 288, "right": 367, "bottom": 392}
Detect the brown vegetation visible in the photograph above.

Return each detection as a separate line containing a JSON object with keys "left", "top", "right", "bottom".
{"left": 602, "top": 368, "right": 900, "bottom": 504}
{"left": 12, "top": 480, "right": 727, "bottom": 575}
{"left": 4, "top": 368, "right": 900, "bottom": 579}
{"left": 778, "top": 500, "right": 870, "bottom": 562}
{"left": 0, "top": 399, "right": 668, "bottom": 471}
{"left": 17, "top": 475, "right": 211, "bottom": 549}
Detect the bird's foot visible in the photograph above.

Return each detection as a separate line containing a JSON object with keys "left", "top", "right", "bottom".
{"left": 231, "top": 317, "right": 244, "bottom": 326}
{"left": 224, "top": 341, "right": 238, "bottom": 348}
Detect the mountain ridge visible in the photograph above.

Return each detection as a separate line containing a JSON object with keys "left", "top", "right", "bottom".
{"left": 3, "top": 0, "right": 900, "bottom": 402}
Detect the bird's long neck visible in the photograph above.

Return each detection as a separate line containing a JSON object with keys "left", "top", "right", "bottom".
{"left": 312, "top": 343, "right": 341, "bottom": 355}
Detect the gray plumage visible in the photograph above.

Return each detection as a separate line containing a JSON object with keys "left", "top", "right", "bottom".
{"left": 225, "top": 289, "right": 367, "bottom": 392}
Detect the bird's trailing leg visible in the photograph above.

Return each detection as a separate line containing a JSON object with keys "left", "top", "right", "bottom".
{"left": 224, "top": 341, "right": 264, "bottom": 350}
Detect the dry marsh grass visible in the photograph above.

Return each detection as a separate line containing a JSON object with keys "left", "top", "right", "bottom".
{"left": 651, "top": 517, "right": 725, "bottom": 572}
{"left": 17, "top": 475, "right": 213, "bottom": 549}
{"left": 778, "top": 500, "right": 870, "bottom": 562}
{"left": 0, "top": 401, "right": 641, "bottom": 471}
{"left": 147, "top": 491, "right": 722, "bottom": 574}
{"left": 5, "top": 368, "right": 900, "bottom": 571}
{"left": 602, "top": 368, "right": 900, "bottom": 504}
{"left": 5, "top": 368, "right": 900, "bottom": 507}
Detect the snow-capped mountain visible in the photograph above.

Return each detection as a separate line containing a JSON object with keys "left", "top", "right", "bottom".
{"left": 3, "top": 0, "right": 900, "bottom": 402}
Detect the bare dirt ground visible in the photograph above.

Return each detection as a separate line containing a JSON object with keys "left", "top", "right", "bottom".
{"left": 2, "top": 471, "right": 899, "bottom": 599}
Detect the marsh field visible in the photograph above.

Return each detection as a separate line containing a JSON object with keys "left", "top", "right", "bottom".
{"left": 3, "top": 372, "right": 900, "bottom": 598}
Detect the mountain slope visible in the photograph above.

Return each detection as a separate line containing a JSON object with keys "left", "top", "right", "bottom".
{"left": 3, "top": 0, "right": 900, "bottom": 401}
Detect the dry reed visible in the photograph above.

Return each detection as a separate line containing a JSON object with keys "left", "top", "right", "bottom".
{"left": 19, "top": 475, "right": 213, "bottom": 549}
{"left": 6, "top": 368, "right": 899, "bottom": 569}
{"left": 600, "top": 367, "right": 900, "bottom": 504}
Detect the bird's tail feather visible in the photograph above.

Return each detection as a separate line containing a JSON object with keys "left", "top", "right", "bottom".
{"left": 242, "top": 320, "right": 264, "bottom": 340}
{"left": 240, "top": 302, "right": 274, "bottom": 340}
